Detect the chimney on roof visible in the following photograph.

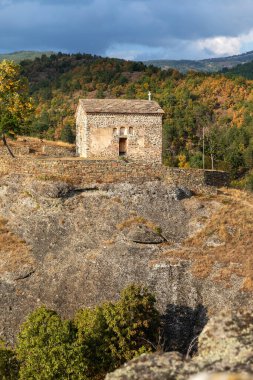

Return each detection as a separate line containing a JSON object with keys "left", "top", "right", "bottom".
{"left": 148, "top": 91, "right": 152, "bottom": 101}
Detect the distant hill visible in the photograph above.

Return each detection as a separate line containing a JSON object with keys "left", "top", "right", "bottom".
{"left": 3, "top": 50, "right": 253, "bottom": 73}
{"left": 145, "top": 51, "right": 253, "bottom": 73}
{"left": 221, "top": 60, "right": 253, "bottom": 80}
{"left": 0, "top": 50, "right": 54, "bottom": 63}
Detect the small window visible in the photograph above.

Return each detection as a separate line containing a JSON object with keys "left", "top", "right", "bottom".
{"left": 129, "top": 127, "right": 134, "bottom": 135}
{"left": 113, "top": 128, "right": 118, "bottom": 136}
{"left": 120, "top": 127, "right": 126, "bottom": 136}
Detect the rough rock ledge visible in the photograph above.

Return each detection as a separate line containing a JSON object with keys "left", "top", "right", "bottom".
{"left": 106, "top": 309, "right": 253, "bottom": 380}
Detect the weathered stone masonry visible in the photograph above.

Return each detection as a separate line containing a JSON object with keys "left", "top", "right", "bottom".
{"left": 0, "top": 143, "right": 75, "bottom": 158}
{"left": 76, "top": 99, "right": 164, "bottom": 163}
{"left": 0, "top": 157, "right": 229, "bottom": 194}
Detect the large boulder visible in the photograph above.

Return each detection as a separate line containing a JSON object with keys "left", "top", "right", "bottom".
{"left": 27, "top": 180, "right": 73, "bottom": 198}
{"left": 106, "top": 309, "right": 253, "bottom": 380}
{"left": 105, "top": 352, "right": 190, "bottom": 380}
{"left": 125, "top": 224, "right": 165, "bottom": 244}
{"left": 194, "top": 309, "right": 253, "bottom": 372}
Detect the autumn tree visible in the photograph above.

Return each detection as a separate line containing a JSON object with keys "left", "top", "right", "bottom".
{"left": 0, "top": 60, "right": 33, "bottom": 156}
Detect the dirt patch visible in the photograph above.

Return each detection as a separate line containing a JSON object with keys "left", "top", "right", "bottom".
{"left": 0, "top": 217, "right": 34, "bottom": 276}
{"left": 162, "top": 189, "right": 253, "bottom": 290}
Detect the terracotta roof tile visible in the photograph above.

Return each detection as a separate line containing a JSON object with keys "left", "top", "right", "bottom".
{"left": 79, "top": 99, "right": 164, "bottom": 115}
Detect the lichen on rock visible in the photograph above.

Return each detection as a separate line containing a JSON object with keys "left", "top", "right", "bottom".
{"left": 106, "top": 309, "right": 253, "bottom": 380}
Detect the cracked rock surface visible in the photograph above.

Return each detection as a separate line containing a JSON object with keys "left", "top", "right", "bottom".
{"left": 0, "top": 174, "right": 251, "bottom": 343}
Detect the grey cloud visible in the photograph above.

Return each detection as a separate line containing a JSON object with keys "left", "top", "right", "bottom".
{"left": 0, "top": 0, "right": 253, "bottom": 59}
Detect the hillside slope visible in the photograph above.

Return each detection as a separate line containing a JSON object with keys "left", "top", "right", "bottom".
{"left": 145, "top": 50, "right": 253, "bottom": 73}
{"left": 0, "top": 50, "right": 54, "bottom": 63}
{"left": 222, "top": 60, "right": 253, "bottom": 79}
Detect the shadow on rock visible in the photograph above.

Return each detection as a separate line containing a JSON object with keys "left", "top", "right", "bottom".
{"left": 161, "top": 304, "right": 208, "bottom": 356}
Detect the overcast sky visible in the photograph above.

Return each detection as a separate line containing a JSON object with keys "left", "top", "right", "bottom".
{"left": 1, "top": 0, "right": 253, "bottom": 60}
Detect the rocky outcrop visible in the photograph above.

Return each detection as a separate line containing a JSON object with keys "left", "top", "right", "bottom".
{"left": 106, "top": 309, "right": 253, "bottom": 380}
{"left": 190, "top": 374, "right": 253, "bottom": 380}
{"left": 195, "top": 309, "right": 253, "bottom": 372}
{"left": 0, "top": 174, "right": 251, "bottom": 344}
{"left": 125, "top": 224, "right": 165, "bottom": 244}
{"left": 27, "top": 180, "right": 73, "bottom": 198}
{"left": 105, "top": 352, "right": 188, "bottom": 380}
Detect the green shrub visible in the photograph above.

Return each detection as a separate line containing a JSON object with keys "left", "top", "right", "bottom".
{"left": 75, "top": 284, "right": 160, "bottom": 378}
{"left": 230, "top": 178, "right": 246, "bottom": 190}
{"left": 189, "top": 152, "right": 203, "bottom": 168}
{"left": 61, "top": 124, "right": 75, "bottom": 144}
{"left": 16, "top": 306, "right": 87, "bottom": 380}
{"left": 74, "top": 306, "right": 113, "bottom": 379}
{"left": 15, "top": 285, "right": 160, "bottom": 379}
{"left": 231, "top": 172, "right": 253, "bottom": 192}
{"left": 0, "top": 340, "right": 19, "bottom": 380}
{"left": 104, "top": 284, "right": 160, "bottom": 363}
{"left": 245, "top": 173, "right": 253, "bottom": 191}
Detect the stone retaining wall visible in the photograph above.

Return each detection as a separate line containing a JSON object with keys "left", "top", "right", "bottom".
{"left": 0, "top": 146, "right": 31, "bottom": 156}
{"left": 0, "top": 156, "right": 229, "bottom": 193}
{"left": 0, "top": 142, "right": 76, "bottom": 158}
{"left": 165, "top": 168, "right": 230, "bottom": 192}
{"left": 41, "top": 145, "right": 76, "bottom": 157}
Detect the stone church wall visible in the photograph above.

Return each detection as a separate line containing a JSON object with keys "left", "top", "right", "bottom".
{"left": 76, "top": 109, "right": 163, "bottom": 163}
{"left": 76, "top": 106, "right": 88, "bottom": 157}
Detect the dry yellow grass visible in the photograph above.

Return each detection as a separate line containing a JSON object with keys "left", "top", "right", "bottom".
{"left": 0, "top": 136, "right": 74, "bottom": 154}
{"left": 117, "top": 216, "right": 160, "bottom": 232}
{"left": 36, "top": 173, "right": 76, "bottom": 185}
{"left": 0, "top": 217, "right": 34, "bottom": 275}
{"left": 16, "top": 136, "right": 74, "bottom": 148}
{"left": 162, "top": 189, "right": 253, "bottom": 290}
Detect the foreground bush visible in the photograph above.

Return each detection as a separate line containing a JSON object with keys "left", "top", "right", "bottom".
{"left": 231, "top": 171, "right": 253, "bottom": 192}
{"left": 0, "top": 340, "right": 19, "bottom": 380}
{"left": 16, "top": 307, "right": 87, "bottom": 380}
{"left": 14, "top": 285, "right": 160, "bottom": 379}
{"left": 75, "top": 284, "right": 160, "bottom": 378}
{"left": 245, "top": 173, "right": 253, "bottom": 191}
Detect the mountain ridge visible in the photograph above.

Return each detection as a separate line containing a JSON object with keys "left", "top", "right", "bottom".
{"left": 0, "top": 50, "right": 54, "bottom": 63}
{"left": 145, "top": 50, "right": 253, "bottom": 73}
{"left": 2, "top": 49, "right": 253, "bottom": 73}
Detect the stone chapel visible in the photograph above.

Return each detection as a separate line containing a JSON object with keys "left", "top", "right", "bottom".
{"left": 76, "top": 98, "right": 164, "bottom": 163}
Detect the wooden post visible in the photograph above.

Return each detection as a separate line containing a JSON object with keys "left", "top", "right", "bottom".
{"left": 202, "top": 127, "right": 205, "bottom": 170}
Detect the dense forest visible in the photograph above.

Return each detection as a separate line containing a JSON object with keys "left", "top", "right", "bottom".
{"left": 16, "top": 52, "right": 253, "bottom": 184}
{"left": 222, "top": 60, "right": 253, "bottom": 80}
